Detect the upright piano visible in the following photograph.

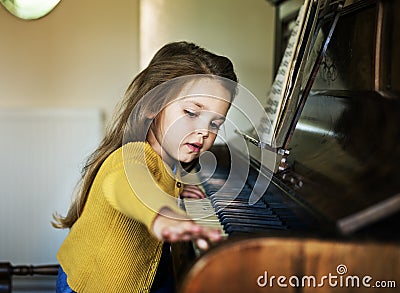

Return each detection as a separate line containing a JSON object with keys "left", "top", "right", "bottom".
{"left": 173, "top": 0, "right": 400, "bottom": 291}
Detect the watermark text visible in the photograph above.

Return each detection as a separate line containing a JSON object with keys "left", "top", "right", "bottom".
{"left": 257, "top": 264, "right": 396, "bottom": 289}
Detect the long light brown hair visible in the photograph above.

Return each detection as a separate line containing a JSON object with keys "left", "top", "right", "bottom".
{"left": 53, "top": 41, "right": 238, "bottom": 229}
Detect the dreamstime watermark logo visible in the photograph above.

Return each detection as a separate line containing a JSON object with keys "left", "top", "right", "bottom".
{"left": 121, "top": 74, "right": 276, "bottom": 219}
{"left": 257, "top": 264, "right": 397, "bottom": 289}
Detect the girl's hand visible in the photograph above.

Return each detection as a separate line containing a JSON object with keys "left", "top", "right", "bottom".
{"left": 152, "top": 207, "right": 221, "bottom": 250}
{"left": 180, "top": 184, "right": 206, "bottom": 199}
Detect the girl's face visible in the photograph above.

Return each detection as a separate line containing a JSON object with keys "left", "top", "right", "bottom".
{"left": 148, "top": 78, "right": 231, "bottom": 167}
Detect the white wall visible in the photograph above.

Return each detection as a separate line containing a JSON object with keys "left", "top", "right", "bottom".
{"left": 0, "top": 0, "right": 140, "bottom": 122}
{"left": 0, "top": 109, "right": 103, "bottom": 292}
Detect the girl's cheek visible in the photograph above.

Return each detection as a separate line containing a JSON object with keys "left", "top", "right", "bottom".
{"left": 204, "top": 134, "right": 217, "bottom": 149}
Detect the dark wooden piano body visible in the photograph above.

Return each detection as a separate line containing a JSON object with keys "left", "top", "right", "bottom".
{"left": 173, "top": 0, "right": 400, "bottom": 291}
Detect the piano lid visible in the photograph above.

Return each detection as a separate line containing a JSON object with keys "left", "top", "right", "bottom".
{"left": 282, "top": 0, "right": 400, "bottom": 234}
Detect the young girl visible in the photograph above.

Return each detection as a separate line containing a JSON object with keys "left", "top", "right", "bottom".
{"left": 53, "top": 41, "right": 238, "bottom": 293}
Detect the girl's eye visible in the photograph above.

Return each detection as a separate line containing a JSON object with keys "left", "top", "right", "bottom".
{"left": 210, "top": 121, "right": 221, "bottom": 131}
{"left": 184, "top": 109, "right": 198, "bottom": 118}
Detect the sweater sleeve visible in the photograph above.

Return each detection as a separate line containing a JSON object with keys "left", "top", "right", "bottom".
{"left": 101, "top": 145, "right": 187, "bottom": 231}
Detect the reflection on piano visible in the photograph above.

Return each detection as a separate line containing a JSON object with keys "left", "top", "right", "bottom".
{"left": 172, "top": 0, "right": 400, "bottom": 291}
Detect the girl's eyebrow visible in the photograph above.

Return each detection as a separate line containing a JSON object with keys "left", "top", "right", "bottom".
{"left": 183, "top": 99, "right": 221, "bottom": 110}
{"left": 213, "top": 114, "right": 226, "bottom": 121}
{"left": 182, "top": 99, "right": 227, "bottom": 120}
{"left": 181, "top": 99, "right": 203, "bottom": 109}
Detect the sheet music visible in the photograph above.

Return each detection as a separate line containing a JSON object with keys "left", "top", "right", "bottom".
{"left": 259, "top": 0, "right": 329, "bottom": 148}
{"left": 260, "top": 3, "right": 306, "bottom": 146}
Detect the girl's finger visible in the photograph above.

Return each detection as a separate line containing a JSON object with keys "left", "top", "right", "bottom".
{"left": 181, "top": 192, "right": 203, "bottom": 199}
{"left": 181, "top": 185, "right": 206, "bottom": 199}
{"left": 196, "top": 238, "right": 209, "bottom": 250}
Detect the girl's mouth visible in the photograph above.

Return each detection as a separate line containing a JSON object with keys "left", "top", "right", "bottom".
{"left": 186, "top": 142, "right": 202, "bottom": 153}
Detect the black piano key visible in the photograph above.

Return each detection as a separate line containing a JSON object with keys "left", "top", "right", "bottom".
{"left": 215, "top": 205, "right": 269, "bottom": 214}
{"left": 218, "top": 212, "right": 279, "bottom": 221}
{"left": 220, "top": 216, "right": 284, "bottom": 227}
{"left": 211, "top": 193, "right": 265, "bottom": 203}
{"left": 224, "top": 223, "right": 288, "bottom": 234}
{"left": 212, "top": 200, "right": 267, "bottom": 210}
{"left": 212, "top": 197, "right": 263, "bottom": 206}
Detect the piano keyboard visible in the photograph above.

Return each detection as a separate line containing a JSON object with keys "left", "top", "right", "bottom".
{"left": 184, "top": 198, "right": 228, "bottom": 237}
{"left": 183, "top": 171, "right": 307, "bottom": 237}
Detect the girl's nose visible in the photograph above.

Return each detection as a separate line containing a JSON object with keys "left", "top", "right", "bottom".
{"left": 197, "top": 128, "right": 209, "bottom": 137}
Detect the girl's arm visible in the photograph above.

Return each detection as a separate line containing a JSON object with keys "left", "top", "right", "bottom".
{"left": 102, "top": 142, "right": 222, "bottom": 248}
{"left": 103, "top": 167, "right": 221, "bottom": 249}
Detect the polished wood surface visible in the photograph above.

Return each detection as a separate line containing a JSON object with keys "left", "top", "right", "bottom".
{"left": 179, "top": 237, "right": 399, "bottom": 293}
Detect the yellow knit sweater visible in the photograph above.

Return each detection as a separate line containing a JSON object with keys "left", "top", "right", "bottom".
{"left": 57, "top": 142, "right": 185, "bottom": 292}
